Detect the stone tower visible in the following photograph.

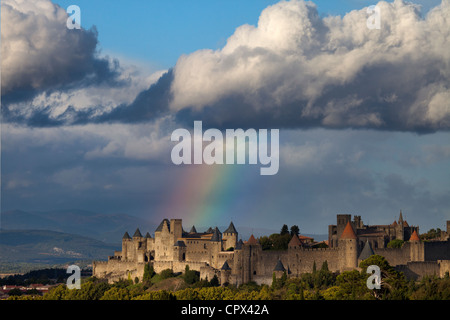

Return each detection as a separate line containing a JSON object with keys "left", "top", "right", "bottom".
{"left": 409, "top": 230, "right": 424, "bottom": 261}
{"left": 170, "top": 219, "right": 183, "bottom": 244}
{"left": 242, "top": 235, "right": 260, "bottom": 284}
{"left": 220, "top": 261, "right": 232, "bottom": 285}
{"left": 273, "top": 259, "right": 286, "bottom": 279}
{"left": 210, "top": 227, "right": 222, "bottom": 267}
{"left": 339, "top": 221, "right": 358, "bottom": 271}
{"left": 122, "top": 231, "right": 132, "bottom": 261}
{"left": 222, "top": 221, "right": 238, "bottom": 250}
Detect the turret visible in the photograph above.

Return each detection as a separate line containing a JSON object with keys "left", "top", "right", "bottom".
{"left": 288, "top": 234, "right": 301, "bottom": 250}
{"left": 122, "top": 231, "right": 132, "bottom": 261}
{"left": 409, "top": 230, "right": 424, "bottom": 261}
{"left": 174, "top": 240, "right": 186, "bottom": 261}
{"left": 358, "top": 240, "right": 375, "bottom": 264}
{"left": 339, "top": 221, "right": 358, "bottom": 271}
{"left": 210, "top": 227, "right": 222, "bottom": 267}
{"left": 273, "top": 259, "right": 286, "bottom": 279}
{"left": 220, "top": 261, "right": 232, "bottom": 286}
{"left": 223, "top": 221, "right": 238, "bottom": 250}
{"left": 170, "top": 219, "right": 183, "bottom": 245}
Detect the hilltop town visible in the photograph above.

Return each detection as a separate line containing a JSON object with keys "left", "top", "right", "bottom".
{"left": 93, "top": 212, "right": 450, "bottom": 285}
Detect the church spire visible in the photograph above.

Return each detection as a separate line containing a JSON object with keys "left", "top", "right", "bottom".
{"left": 398, "top": 210, "right": 404, "bottom": 224}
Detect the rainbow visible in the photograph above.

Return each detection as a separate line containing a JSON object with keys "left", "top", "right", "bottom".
{"left": 154, "top": 164, "right": 249, "bottom": 230}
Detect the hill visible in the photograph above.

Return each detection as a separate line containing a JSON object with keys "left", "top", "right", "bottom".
{"left": 0, "top": 229, "right": 120, "bottom": 272}
{"left": 1, "top": 209, "right": 156, "bottom": 243}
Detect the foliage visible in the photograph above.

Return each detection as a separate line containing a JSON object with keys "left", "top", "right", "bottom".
{"left": 160, "top": 268, "right": 175, "bottom": 280}
{"left": 100, "top": 287, "right": 130, "bottom": 300}
{"left": 280, "top": 225, "right": 289, "bottom": 235}
{"left": 387, "top": 239, "right": 404, "bottom": 248}
{"left": 183, "top": 265, "right": 200, "bottom": 285}
{"left": 359, "top": 255, "right": 410, "bottom": 300}
{"left": 143, "top": 264, "right": 154, "bottom": 285}
{"left": 290, "top": 225, "right": 300, "bottom": 237}
{"left": 410, "top": 276, "right": 450, "bottom": 300}
{"left": 133, "top": 290, "right": 175, "bottom": 300}
{"left": 209, "top": 274, "right": 220, "bottom": 287}
{"left": 420, "top": 228, "right": 442, "bottom": 241}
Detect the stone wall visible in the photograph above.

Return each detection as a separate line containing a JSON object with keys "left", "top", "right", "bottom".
{"left": 424, "top": 240, "right": 450, "bottom": 261}
{"left": 396, "top": 261, "right": 440, "bottom": 280}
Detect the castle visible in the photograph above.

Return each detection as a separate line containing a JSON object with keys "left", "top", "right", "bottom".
{"left": 93, "top": 213, "right": 450, "bottom": 285}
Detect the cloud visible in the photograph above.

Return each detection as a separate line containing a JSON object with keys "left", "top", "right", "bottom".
{"left": 1, "top": 0, "right": 120, "bottom": 99}
{"left": 2, "top": 0, "right": 449, "bottom": 134}
{"left": 170, "top": 0, "right": 450, "bottom": 132}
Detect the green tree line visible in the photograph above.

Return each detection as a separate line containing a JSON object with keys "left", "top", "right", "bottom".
{"left": 7, "top": 256, "right": 450, "bottom": 300}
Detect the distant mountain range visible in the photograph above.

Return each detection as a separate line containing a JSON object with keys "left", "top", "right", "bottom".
{"left": 1, "top": 209, "right": 328, "bottom": 243}
{"left": 0, "top": 209, "right": 327, "bottom": 272}
{"left": 0, "top": 229, "right": 120, "bottom": 265}
{"left": 1, "top": 209, "right": 157, "bottom": 243}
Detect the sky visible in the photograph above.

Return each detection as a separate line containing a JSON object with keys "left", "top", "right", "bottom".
{"left": 1, "top": 0, "right": 449, "bottom": 235}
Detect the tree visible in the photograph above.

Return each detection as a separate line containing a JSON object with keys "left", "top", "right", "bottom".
{"left": 7, "top": 288, "right": 22, "bottom": 296}
{"left": 335, "top": 270, "right": 371, "bottom": 300}
{"left": 290, "top": 225, "right": 300, "bottom": 237}
{"left": 143, "top": 264, "right": 154, "bottom": 284}
{"left": 184, "top": 265, "right": 199, "bottom": 285}
{"left": 160, "top": 269, "right": 174, "bottom": 280}
{"left": 209, "top": 275, "right": 220, "bottom": 287}
{"left": 359, "top": 255, "right": 409, "bottom": 300}
{"left": 280, "top": 224, "right": 289, "bottom": 235}
{"left": 101, "top": 287, "right": 130, "bottom": 300}
{"left": 258, "top": 236, "right": 273, "bottom": 250}
{"left": 387, "top": 239, "right": 404, "bottom": 248}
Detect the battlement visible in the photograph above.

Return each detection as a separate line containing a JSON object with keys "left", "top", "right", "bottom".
{"left": 93, "top": 215, "right": 450, "bottom": 285}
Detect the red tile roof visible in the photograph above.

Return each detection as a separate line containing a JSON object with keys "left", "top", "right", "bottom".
{"left": 247, "top": 234, "right": 258, "bottom": 245}
{"left": 409, "top": 230, "right": 420, "bottom": 241}
{"left": 340, "top": 221, "right": 357, "bottom": 240}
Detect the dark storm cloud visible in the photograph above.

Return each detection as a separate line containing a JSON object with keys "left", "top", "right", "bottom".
{"left": 1, "top": 0, "right": 122, "bottom": 103}
{"left": 2, "top": 0, "right": 450, "bottom": 134}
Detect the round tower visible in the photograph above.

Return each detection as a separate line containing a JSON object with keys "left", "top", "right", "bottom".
{"left": 339, "top": 221, "right": 358, "bottom": 271}
{"left": 122, "top": 231, "right": 132, "bottom": 261}
{"left": 220, "top": 261, "right": 232, "bottom": 286}
{"left": 222, "top": 222, "right": 238, "bottom": 250}
{"left": 409, "top": 229, "right": 424, "bottom": 261}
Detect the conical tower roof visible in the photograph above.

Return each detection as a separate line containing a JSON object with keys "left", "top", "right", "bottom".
{"left": 224, "top": 222, "right": 237, "bottom": 234}
{"left": 409, "top": 230, "right": 420, "bottom": 241}
{"left": 145, "top": 232, "right": 152, "bottom": 239}
{"left": 358, "top": 240, "right": 375, "bottom": 261}
{"left": 221, "top": 261, "right": 231, "bottom": 270}
{"left": 289, "top": 234, "right": 301, "bottom": 247}
{"left": 235, "top": 239, "right": 244, "bottom": 250}
{"left": 190, "top": 226, "right": 197, "bottom": 233}
{"left": 155, "top": 219, "right": 170, "bottom": 232}
{"left": 122, "top": 231, "right": 131, "bottom": 240}
{"left": 274, "top": 259, "right": 285, "bottom": 272}
{"left": 211, "top": 227, "right": 221, "bottom": 242}
{"left": 247, "top": 234, "right": 258, "bottom": 245}
{"left": 206, "top": 227, "right": 213, "bottom": 233}
{"left": 133, "top": 228, "right": 143, "bottom": 238}
{"left": 340, "top": 221, "right": 357, "bottom": 240}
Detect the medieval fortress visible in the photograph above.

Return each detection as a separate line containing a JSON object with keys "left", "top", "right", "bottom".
{"left": 93, "top": 212, "right": 450, "bottom": 285}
